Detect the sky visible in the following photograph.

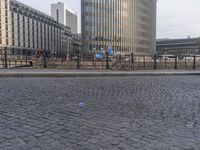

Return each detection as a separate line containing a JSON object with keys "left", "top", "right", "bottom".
{"left": 17, "top": 0, "right": 200, "bottom": 39}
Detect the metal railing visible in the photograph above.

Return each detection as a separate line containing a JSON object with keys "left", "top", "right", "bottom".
{"left": 1, "top": 52, "right": 200, "bottom": 70}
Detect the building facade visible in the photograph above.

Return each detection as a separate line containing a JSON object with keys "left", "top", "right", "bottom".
{"left": 0, "top": 0, "right": 73, "bottom": 59}
{"left": 157, "top": 38, "right": 200, "bottom": 57}
{"left": 81, "top": 0, "right": 157, "bottom": 55}
{"left": 72, "top": 34, "right": 81, "bottom": 53}
{"left": 51, "top": 2, "right": 78, "bottom": 34}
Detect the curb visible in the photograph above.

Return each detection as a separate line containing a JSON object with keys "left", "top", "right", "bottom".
{"left": 0, "top": 72, "right": 200, "bottom": 77}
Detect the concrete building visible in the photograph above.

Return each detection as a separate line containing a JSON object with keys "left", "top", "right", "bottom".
{"left": 0, "top": 0, "right": 75, "bottom": 58}
{"left": 72, "top": 34, "right": 81, "bottom": 53}
{"left": 51, "top": 2, "right": 78, "bottom": 34}
{"left": 156, "top": 38, "right": 200, "bottom": 57}
{"left": 81, "top": 0, "right": 157, "bottom": 55}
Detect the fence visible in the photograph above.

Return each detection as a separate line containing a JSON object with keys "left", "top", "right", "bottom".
{"left": 1, "top": 51, "right": 200, "bottom": 70}
{"left": 0, "top": 52, "right": 33, "bottom": 69}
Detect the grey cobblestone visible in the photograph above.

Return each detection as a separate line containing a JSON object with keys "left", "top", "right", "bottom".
{"left": 0, "top": 76, "right": 200, "bottom": 149}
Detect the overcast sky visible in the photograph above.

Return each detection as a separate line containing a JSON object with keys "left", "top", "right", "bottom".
{"left": 18, "top": 0, "right": 200, "bottom": 39}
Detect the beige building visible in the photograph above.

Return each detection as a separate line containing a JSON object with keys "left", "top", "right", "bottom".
{"left": 81, "top": 0, "right": 157, "bottom": 55}
{"left": 0, "top": 0, "right": 74, "bottom": 58}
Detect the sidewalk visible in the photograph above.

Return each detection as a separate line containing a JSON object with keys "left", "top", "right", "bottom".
{"left": 0, "top": 69, "right": 200, "bottom": 77}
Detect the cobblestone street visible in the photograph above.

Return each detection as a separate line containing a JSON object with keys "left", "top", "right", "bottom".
{"left": 0, "top": 76, "right": 200, "bottom": 150}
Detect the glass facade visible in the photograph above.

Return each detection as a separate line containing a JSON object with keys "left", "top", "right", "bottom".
{"left": 81, "top": 0, "right": 157, "bottom": 55}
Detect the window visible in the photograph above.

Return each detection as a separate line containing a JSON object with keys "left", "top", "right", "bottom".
{"left": 5, "top": 10, "right": 8, "bottom": 17}
{"left": 5, "top": 3, "right": 8, "bottom": 9}
{"left": 5, "top": 17, "right": 8, "bottom": 23}
{"left": 11, "top": 12, "right": 14, "bottom": 19}
{"left": 56, "top": 9, "right": 59, "bottom": 23}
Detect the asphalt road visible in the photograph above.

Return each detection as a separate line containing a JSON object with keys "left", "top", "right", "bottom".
{"left": 0, "top": 76, "right": 200, "bottom": 150}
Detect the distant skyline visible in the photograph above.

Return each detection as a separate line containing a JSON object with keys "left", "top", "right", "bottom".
{"left": 17, "top": 0, "right": 200, "bottom": 39}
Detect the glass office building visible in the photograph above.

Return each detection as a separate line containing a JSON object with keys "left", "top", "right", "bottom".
{"left": 81, "top": 0, "right": 157, "bottom": 55}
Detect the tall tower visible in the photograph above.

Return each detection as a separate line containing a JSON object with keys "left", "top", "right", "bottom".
{"left": 51, "top": 2, "right": 78, "bottom": 34}
{"left": 81, "top": 0, "right": 157, "bottom": 55}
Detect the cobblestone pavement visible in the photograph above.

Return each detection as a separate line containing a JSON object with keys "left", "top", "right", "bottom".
{"left": 0, "top": 77, "right": 200, "bottom": 150}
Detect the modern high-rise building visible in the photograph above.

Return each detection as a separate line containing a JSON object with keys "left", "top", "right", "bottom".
{"left": 0, "top": 0, "right": 80, "bottom": 59}
{"left": 81, "top": 0, "right": 157, "bottom": 55}
{"left": 51, "top": 2, "right": 78, "bottom": 34}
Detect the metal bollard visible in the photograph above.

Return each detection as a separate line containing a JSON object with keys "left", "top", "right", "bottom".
{"left": 154, "top": 54, "right": 157, "bottom": 70}
{"left": 193, "top": 55, "right": 196, "bottom": 69}
{"left": 43, "top": 49, "right": 47, "bottom": 68}
{"left": 61, "top": 57, "right": 64, "bottom": 66}
{"left": 143, "top": 56, "right": 146, "bottom": 68}
{"left": 106, "top": 52, "right": 109, "bottom": 69}
{"left": 26, "top": 51, "right": 28, "bottom": 65}
{"left": 185, "top": 57, "right": 187, "bottom": 68}
{"left": 175, "top": 55, "right": 178, "bottom": 70}
{"left": 4, "top": 50, "right": 8, "bottom": 69}
{"left": 92, "top": 52, "right": 95, "bottom": 66}
{"left": 131, "top": 53, "right": 134, "bottom": 70}
{"left": 77, "top": 53, "right": 80, "bottom": 69}
{"left": 165, "top": 58, "right": 167, "bottom": 68}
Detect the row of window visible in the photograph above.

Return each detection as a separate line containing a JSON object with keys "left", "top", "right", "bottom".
{"left": 0, "top": 37, "right": 9, "bottom": 45}
{"left": 10, "top": 6, "right": 69, "bottom": 30}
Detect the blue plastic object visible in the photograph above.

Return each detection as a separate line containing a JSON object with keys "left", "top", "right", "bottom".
{"left": 96, "top": 53, "right": 104, "bottom": 59}
{"left": 79, "top": 102, "right": 86, "bottom": 107}
{"left": 108, "top": 47, "right": 113, "bottom": 55}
